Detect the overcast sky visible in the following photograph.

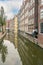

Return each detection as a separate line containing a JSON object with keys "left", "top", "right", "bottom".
{"left": 0, "top": 0, "right": 23, "bottom": 20}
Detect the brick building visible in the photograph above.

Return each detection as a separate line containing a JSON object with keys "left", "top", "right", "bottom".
{"left": 28, "top": 0, "right": 38, "bottom": 34}
{"left": 38, "top": 0, "right": 43, "bottom": 46}
{"left": 18, "top": 0, "right": 43, "bottom": 46}
{"left": 18, "top": 0, "right": 38, "bottom": 34}
{"left": 18, "top": 0, "right": 29, "bottom": 35}
{"left": 18, "top": 0, "right": 38, "bottom": 40}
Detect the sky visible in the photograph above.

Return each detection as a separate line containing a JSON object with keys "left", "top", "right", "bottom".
{"left": 0, "top": 0, "right": 23, "bottom": 20}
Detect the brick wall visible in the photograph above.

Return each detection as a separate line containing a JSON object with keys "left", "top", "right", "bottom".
{"left": 38, "top": 0, "right": 43, "bottom": 45}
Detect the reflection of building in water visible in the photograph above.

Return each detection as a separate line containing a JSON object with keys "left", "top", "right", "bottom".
{"left": 14, "top": 33, "right": 18, "bottom": 48}
{"left": 18, "top": 36, "right": 43, "bottom": 65}
{"left": 14, "top": 15, "right": 18, "bottom": 48}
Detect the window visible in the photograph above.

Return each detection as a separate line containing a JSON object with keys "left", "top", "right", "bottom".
{"left": 25, "top": 11, "right": 28, "bottom": 17}
{"left": 32, "top": 0, "right": 35, "bottom": 4}
{"left": 30, "top": 0, "right": 33, "bottom": 6}
{"left": 40, "top": 22, "right": 43, "bottom": 33}
{"left": 30, "top": 0, "right": 35, "bottom": 6}
{"left": 41, "top": 0, "right": 43, "bottom": 5}
{"left": 30, "top": 9, "right": 32, "bottom": 16}
{"left": 32, "top": 19, "right": 34, "bottom": 24}
{"left": 32, "top": 8, "right": 34, "bottom": 14}
{"left": 25, "top": 2, "right": 28, "bottom": 9}
{"left": 40, "top": 9, "right": 43, "bottom": 19}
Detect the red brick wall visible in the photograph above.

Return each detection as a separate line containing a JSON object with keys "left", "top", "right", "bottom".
{"left": 38, "top": 0, "right": 43, "bottom": 45}
{"left": 38, "top": 34, "right": 43, "bottom": 44}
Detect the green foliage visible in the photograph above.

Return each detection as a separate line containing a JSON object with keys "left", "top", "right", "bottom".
{"left": 0, "top": 41, "right": 8, "bottom": 63}
{"left": 0, "top": 6, "right": 6, "bottom": 26}
{"left": 0, "top": 16, "right": 2, "bottom": 25}
{"left": 0, "top": 6, "right": 6, "bottom": 33}
{"left": 0, "top": 16, "right": 6, "bottom": 26}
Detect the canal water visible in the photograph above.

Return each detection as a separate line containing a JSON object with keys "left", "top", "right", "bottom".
{"left": 0, "top": 31, "right": 43, "bottom": 65}
{"left": 0, "top": 32, "right": 22, "bottom": 65}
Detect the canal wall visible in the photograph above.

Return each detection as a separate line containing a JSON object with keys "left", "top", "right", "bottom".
{"left": 18, "top": 35, "right": 43, "bottom": 65}
{"left": 19, "top": 32, "right": 43, "bottom": 48}
{"left": 0, "top": 32, "right": 6, "bottom": 42}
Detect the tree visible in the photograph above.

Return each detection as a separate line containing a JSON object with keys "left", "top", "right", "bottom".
{"left": 0, "top": 41, "right": 8, "bottom": 63}
{"left": 0, "top": 6, "right": 6, "bottom": 34}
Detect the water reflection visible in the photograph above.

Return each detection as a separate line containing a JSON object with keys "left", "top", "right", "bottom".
{"left": 5, "top": 32, "right": 14, "bottom": 43}
{"left": 0, "top": 33, "right": 22, "bottom": 65}
{"left": 14, "top": 32, "right": 18, "bottom": 48}
{"left": 5, "top": 31, "right": 18, "bottom": 48}
{"left": 0, "top": 40, "right": 8, "bottom": 63}
{"left": 18, "top": 34, "right": 43, "bottom": 65}
{"left": 4, "top": 31, "right": 43, "bottom": 65}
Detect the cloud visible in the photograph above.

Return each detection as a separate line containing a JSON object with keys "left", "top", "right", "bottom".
{"left": 0, "top": 0, "right": 23, "bottom": 20}
{"left": 6, "top": 12, "right": 14, "bottom": 20}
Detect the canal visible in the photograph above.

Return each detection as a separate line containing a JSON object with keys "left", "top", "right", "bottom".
{"left": 0, "top": 31, "right": 43, "bottom": 65}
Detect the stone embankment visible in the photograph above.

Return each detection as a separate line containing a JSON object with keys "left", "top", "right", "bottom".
{"left": 0, "top": 32, "right": 6, "bottom": 42}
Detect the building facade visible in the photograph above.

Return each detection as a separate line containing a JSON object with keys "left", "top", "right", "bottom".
{"left": 18, "top": 0, "right": 38, "bottom": 41}
{"left": 14, "top": 15, "right": 18, "bottom": 48}
{"left": 18, "top": 0, "right": 38, "bottom": 34}
{"left": 9, "top": 19, "right": 14, "bottom": 32}
{"left": 14, "top": 15, "right": 18, "bottom": 33}
{"left": 6, "top": 20, "right": 10, "bottom": 33}
{"left": 18, "top": 0, "right": 29, "bottom": 34}
{"left": 28, "top": 0, "right": 38, "bottom": 34}
{"left": 18, "top": 0, "right": 43, "bottom": 46}
{"left": 38, "top": 0, "right": 43, "bottom": 46}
